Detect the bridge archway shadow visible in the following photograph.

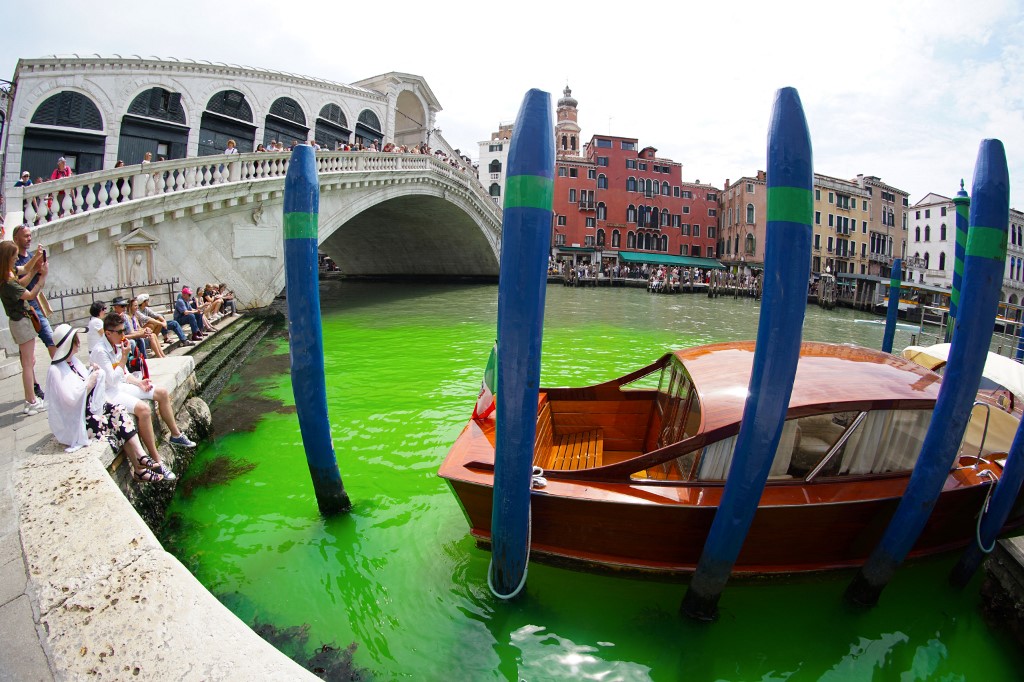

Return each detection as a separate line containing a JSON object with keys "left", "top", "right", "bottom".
{"left": 320, "top": 194, "right": 500, "bottom": 281}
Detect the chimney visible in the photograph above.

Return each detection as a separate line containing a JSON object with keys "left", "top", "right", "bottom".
{"left": 725, "top": 178, "right": 730, "bottom": 190}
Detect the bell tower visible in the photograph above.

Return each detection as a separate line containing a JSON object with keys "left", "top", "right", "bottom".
{"left": 555, "top": 85, "right": 581, "bottom": 158}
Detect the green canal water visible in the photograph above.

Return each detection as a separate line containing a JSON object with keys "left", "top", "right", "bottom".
{"left": 162, "top": 282, "right": 1023, "bottom": 681}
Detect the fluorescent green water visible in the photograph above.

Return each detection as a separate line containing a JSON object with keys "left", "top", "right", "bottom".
{"left": 163, "top": 282, "right": 1022, "bottom": 681}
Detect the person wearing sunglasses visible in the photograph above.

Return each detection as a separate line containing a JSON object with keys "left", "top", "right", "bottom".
{"left": 90, "top": 312, "right": 197, "bottom": 481}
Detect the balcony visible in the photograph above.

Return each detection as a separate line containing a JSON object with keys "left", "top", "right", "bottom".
{"left": 578, "top": 201, "right": 596, "bottom": 211}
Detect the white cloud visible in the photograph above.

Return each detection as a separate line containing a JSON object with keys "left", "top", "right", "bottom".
{"left": 2, "top": 0, "right": 1022, "bottom": 205}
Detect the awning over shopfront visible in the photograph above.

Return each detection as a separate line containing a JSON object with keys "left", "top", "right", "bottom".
{"left": 617, "top": 251, "right": 726, "bottom": 270}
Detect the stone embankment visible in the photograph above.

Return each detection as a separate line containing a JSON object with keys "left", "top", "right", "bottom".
{"left": 2, "top": 313, "right": 317, "bottom": 680}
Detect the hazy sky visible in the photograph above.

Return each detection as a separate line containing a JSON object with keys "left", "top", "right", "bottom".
{"left": 2, "top": 0, "right": 1021, "bottom": 205}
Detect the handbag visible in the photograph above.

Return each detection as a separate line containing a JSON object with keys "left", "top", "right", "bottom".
{"left": 26, "top": 306, "right": 41, "bottom": 333}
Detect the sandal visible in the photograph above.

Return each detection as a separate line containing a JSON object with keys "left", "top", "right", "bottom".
{"left": 132, "top": 468, "right": 164, "bottom": 483}
{"left": 138, "top": 455, "right": 160, "bottom": 470}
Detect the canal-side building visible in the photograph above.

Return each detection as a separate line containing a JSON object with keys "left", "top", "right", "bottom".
{"left": 813, "top": 174, "right": 872, "bottom": 277}
{"left": 477, "top": 122, "right": 512, "bottom": 207}
{"left": 549, "top": 87, "right": 720, "bottom": 268}
{"left": 907, "top": 191, "right": 1024, "bottom": 304}
{"left": 719, "top": 172, "right": 767, "bottom": 274}
{"left": 2, "top": 56, "right": 445, "bottom": 188}
{"left": 856, "top": 174, "right": 910, "bottom": 279}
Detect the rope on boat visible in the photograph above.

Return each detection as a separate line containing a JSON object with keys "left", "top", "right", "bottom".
{"left": 487, "top": 468, "right": 546, "bottom": 600}
{"left": 975, "top": 469, "right": 998, "bottom": 554}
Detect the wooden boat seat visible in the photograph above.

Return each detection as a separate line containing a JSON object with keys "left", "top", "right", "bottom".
{"left": 549, "top": 430, "right": 605, "bottom": 471}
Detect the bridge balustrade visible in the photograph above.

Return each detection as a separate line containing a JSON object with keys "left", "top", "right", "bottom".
{"left": 4, "top": 151, "right": 498, "bottom": 229}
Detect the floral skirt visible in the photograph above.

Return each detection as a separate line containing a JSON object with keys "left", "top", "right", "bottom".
{"left": 85, "top": 402, "right": 138, "bottom": 454}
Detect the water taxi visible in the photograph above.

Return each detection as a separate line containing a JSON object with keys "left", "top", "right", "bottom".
{"left": 439, "top": 341, "right": 1024, "bottom": 574}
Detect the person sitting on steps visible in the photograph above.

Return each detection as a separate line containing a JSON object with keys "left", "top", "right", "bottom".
{"left": 174, "top": 286, "right": 204, "bottom": 342}
{"left": 136, "top": 293, "right": 190, "bottom": 347}
{"left": 90, "top": 312, "right": 197, "bottom": 480}
{"left": 46, "top": 324, "right": 164, "bottom": 482}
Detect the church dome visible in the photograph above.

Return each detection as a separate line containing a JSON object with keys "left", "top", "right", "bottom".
{"left": 558, "top": 85, "right": 577, "bottom": 108}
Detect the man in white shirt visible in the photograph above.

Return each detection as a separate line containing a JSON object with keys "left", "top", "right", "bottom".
{"left": 90, "top": 312, "right": 196, "bottom": 479}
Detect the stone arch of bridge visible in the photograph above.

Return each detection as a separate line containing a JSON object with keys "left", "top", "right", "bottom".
{"left": 265, "top": 182, "right": 500, "bottom": 296}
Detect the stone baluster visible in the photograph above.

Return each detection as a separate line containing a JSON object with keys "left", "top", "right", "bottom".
{"left": 97, "top": 182, "right": 109, "bottom": 207}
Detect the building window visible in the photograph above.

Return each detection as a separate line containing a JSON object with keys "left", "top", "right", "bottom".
{"left": 489, "top": 143, "right": 503, "bottom": 152}
{"left": 660, "top": 211, "right": 669, "bottom": 227}
{"left": 706, "top": 193, "right": 717, "bottom": 201}
{"left": 598, "top": 174, "right": 608, "bottom": 189}
{"left": 662, "top": 182, "right": 670, "bottom": 195}
{"left": 489, "top": 160, "right": 501, "bottom": 174}
{"left": 941, "top": 206, "right": 947, "bottom": 216}
{"left": 746, "top": 203, "right": 755, "bottom": 224}
{"left": 596, "top": 229, "right": 605, "bottom": 245}
{"left": 828, "top": 214, "right": 834, "bottom": 227}
{"left": 814, "top": 234, "right": 820, "bottom": 249}
{"left": 940, "top": 224, "right": 947, "bottom": 240}
{"left": 569, "top": 168, "right": 578, "bottom": 178}
{"left": 587, "top": 169, "right": 596, "bottom": 179}
{"left": 681, "top": 190, "right": 692, "bottom": 199}
{"left": 673, "top": 186, "right": 680, "bottom": 198}
{"left": 681, "top": 224, "right": 690, "bottom": 235}
{"left": 612, "top": 230, "right": 620, "bottom": 247}
{"left": 683, "top": 206, "right": 690, "bottom": 214}
{"left": 569, "top": 189, "right": 577, "bottom": 203}
{"left": 638, "top": 163, "right": 647, "bottom": 171}
{"left": 681, "top": 244, "right": 689, "bottom": 255}
{"left": 489, "top": 183, "right": 500, "bottom": 197}
{"left": 745, "top": 233, "right": 755, "bottom": 255}
{"left": 828, "top": 192, "right": 834, "bottom": 204}
{"left": 595, "top": 138, "right": 612, "bottom": 148}
{"left": 693, "top": 225, "right": 701, "bottom": 237}
{"left": 597, "top": 203, "right": 607, "bottom": 220}
{"left": 815, "top": 189, "right": 821, "bottom": 201}
{"left": 627, "top": 205, "right": 636, "bottom": 222}
{"left": 863, "top": 221, "right": 868, "bottom": 233}
{"left": 627, "top": 177, "right": 637, "bottom": 192}
{"left": 585, "top": 236, "right": 595, "bottom": 246}
{"left": 558, "top": 167, "right": 567, "bottom": 177}
{"left": 555, "top": 233, "right": 566, "bottom": 245}
{"left": 815, "top": 211, "right": 821, "bottom": 225}
{"left": 707, "top": 226, "right": 715, "bottom": 238}
{"left": 597, "top": 157, "right": 609, "bottom": 166}
{"left": 924, "top": 225, "right": 931, "bottom": 241}
{"left": 621, "top": 141, "right": 636, "bottom": 150}
{"left": 626, "top": 159, "right": 636, "bottom": 169}
{"left": 708, "top": 208, "right": 716, "bottom": 217}
{"left": 627, "top": 231, "right": 636, "bottom": 248}
{"left": 925, "top": 209, "right": 931, "bottom": 219}
{"left": 746, "top": 182, "right": 755, "bottom": 193}
{"left": 828, "top": 236, "right": 834, "bottom": 252}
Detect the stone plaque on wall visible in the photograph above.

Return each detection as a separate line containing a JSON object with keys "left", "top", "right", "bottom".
{"left": 232, "top": 227, "right": 280, "bottom": 258}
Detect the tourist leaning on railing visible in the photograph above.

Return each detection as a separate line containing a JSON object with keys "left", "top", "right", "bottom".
{"left": 45, "top": 324, "right": 164, "bottom": 482}
{"left": 0, "top": 240, "right": 47, "bottom": 415}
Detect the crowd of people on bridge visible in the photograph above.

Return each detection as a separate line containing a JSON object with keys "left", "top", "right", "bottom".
{"left": 0, "top": 222, "right": 244, "bottom": 483}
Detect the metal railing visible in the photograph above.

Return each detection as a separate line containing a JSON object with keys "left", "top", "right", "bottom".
{"left": 47, "top": 278, "right": 181, "bottom": 328}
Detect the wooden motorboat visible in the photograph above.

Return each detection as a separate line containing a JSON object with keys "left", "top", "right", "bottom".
{"left": 438, "top": 341, "right": 1024, "bottom": 575}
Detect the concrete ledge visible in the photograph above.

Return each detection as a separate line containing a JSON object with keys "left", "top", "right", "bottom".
{"left": 13, "top": 366, "right": 317, "bottom": 679}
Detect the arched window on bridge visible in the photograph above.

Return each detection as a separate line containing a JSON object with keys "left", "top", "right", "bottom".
{"left": 23, "top": 91, "right": 106, "bottom": 177}
{"left": 316, "top": 103, "right": 351, "bottom": 150}
{"left": 612, "top": 230, "right": 620, "bottom": 248}
{"left": 597, "top": 229, "right": 605, "bottom": 246}
{"left": 597, "top": 202, "right": 607, "bottom": 220}
{"left": 199, "top": 90, "right": 255, "bottom": 156}
{"left": 356, "top": 109, "right": 383, "bottom": 147}
{"left": 489, "top": 159, "right": 501, "bottom": 175}
{"left": 489, "top": 183, "right": 501, "bottom": 197}
{"left": 627, "top": 231, "right": 636, "bottom": 249}
{"left": 118, "top": 87, "right": 188, "bottom": 163}
{"left": 265, "top": 97, "right": 309, "bottom": 148}
{"left": 598, "top": 174, "right": 607, "bottom": 189}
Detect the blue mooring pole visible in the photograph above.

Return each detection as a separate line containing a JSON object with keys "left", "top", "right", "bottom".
{"left": 948, "top": 181, "right": 970, "bottom": 343}
{"left": 489, "top": 89, "right": 554, "bottom": 599}
{"left": 283, "top": 144, "right": 351, "bottom": 516}
{"left": 950, "top": 416, "right": 1024, "bottom": 587}
{"left": 681, "top": 87, "right": 813, "bottom": 622}
{"left": 881, "top": 259, "right": 902, "bottom": 354}
{"left": 845, "top": 139, "right": 1009, "bottom": 607}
